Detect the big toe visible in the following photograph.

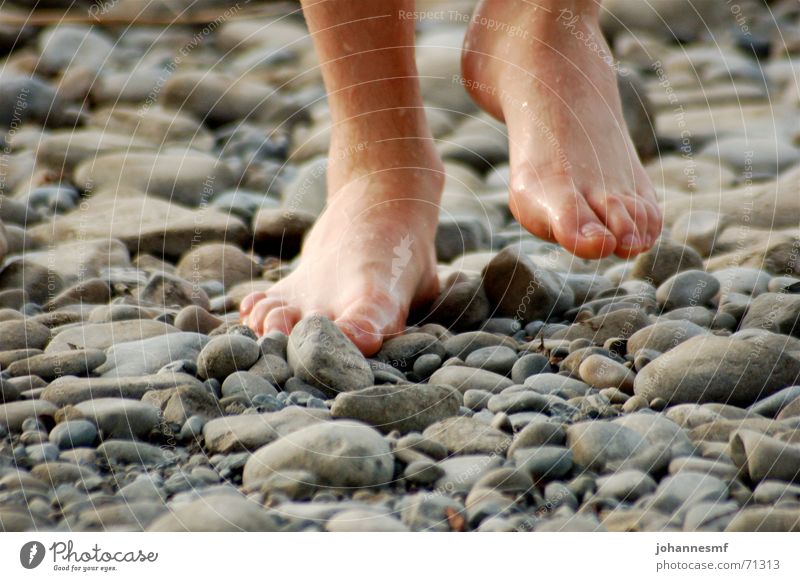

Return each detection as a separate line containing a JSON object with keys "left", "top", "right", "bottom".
{"left": 335, "top": 296, "right": 404, "bottom": 356}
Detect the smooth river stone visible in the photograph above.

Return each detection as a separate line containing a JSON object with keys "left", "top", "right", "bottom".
{"left": 422, "top": 417, "right": 511, "bottom": 455}
{"left": 0, "top": 399, "right": 58, "bottom": 431}
{"left": 550, "top": 308, "right": 652, "bottom": 345}
{"left": 40, "top": 374, "right": 201, "bottom": 406}
{"left": 566, "top": 421, "right": 650, "bottom": 471}
{"left": 202, "top": 407, "right": 331, "bottom": 453}
{"left": 481, "top": 247, "right": 574, "bottom": 323}
{"left": 634, "top": 335, "right": 800, "bottom": 406}
{"left": 331, "top": 384, "right": 461, "bottom": 434}
{"left": 740, "top": 293, "right": 800, "bottom": 337}
{"left": 626, "top": 320, "right": 708, "bottom": 355}
{"left": 148, "top": 493, "right": 279, "bottom": 532}
{"left": 98, "top": 333, "right": 210, "bottom": 377}
{"left": 5, "top": 349, "right": 105, "bottom": 380}
{"left": 45, "top": 320, "right": 178, "bottom": 353}
{"left": 729, "top": 429, "right": 800, "bottom": 484}
{"left": 242, "top": 420, "right": 394, "bottom": 488}
{"left": 428, "top": 366, "right": 513, "bottom": 394}
{"left": 287, "top": 315, "right": 374, "bottom": 397}
{"left": 75, "top": 398, "right": 161, "bottom": 440}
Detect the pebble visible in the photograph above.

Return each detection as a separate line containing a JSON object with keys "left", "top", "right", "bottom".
{"left": 464, "top": 345, "right": 518, "bottom": 375}
{"left": 331, "top": 384, "right": 461, "bottom": 434}
{"left": 422, "top": 417, "right": 511, "bottom": 455}
{"left": 511, "top": 353, "right": 551, "bottom": 383}
{"left": 626, "top": 320, "right": 708, "bottom": 355}
{"left": 73, "top": 398, "right": 160, "bottom": 440}
{"left": 97, "top": 441, "right": 170, "bottom": 466}
{"left": 629, "top": 238, "right": 704, "bottom": 286}
{"left": 48, "top": 420, "right": 98, "bottom": 449}
{"left": 596, "top": 470, "right": 657, "bottom": 502}
{"left": 196, "top": 334, "right": 261, "bottom": 381}
{"left": 6, "top": 349, "right": 106, "bottom": 380}
{"left": 148, "top": 493, "right": 279, "bottom": 532}
{"left": 566, "top": 421, "right": 650, "bottom": 472}
{"left": 0, "top": 319, "right": 50, "bottom": 351}
{"left": 634, "top": 335, "right": 800, "bottom": 406}
{"left": 428, "top": 366, "right": 513, "bottom": 394}
{"left": 482, "top": 247, "right": 573, "bottom": 322}
{"left": 740, "top": 293, "right": 800, "bottom": 337}
{"left": 513, "top": 446, "right": 574, "bottom": 481}
{"left": 221, "top": 371, "right": 279, "bottom": 399}
{"left": 730, "top": 430, "right": 800, "bottom": 484}
{"left": 202, "top": 407, "right": 330, "bottom": 454}
{"left": 243, "top": 421, "right": 394, "bottom": 488}
{"left": 286, "top": 315, "right": 374, "bottom": 397}
{"left": 579, "top": 354, "right": 636, "bottom": 392}
{"left": 655, "top": 270, "right": 720, "bottom": 310}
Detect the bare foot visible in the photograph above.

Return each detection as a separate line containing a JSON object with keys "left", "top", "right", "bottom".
{"left": 241, "top": 149, "right": 443, "bottom": 356}
{"left": 462, "top": 0, "right": 662, "bottom": 259}
{"left": 241, "top": 0, "right": 444, "bottom": 355}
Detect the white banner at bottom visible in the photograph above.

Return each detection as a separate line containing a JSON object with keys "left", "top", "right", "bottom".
{"left": 0, "top": 532, "right": 797, "bottom": 580}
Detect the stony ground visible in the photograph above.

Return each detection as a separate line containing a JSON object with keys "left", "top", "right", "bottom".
{"left": 0, "top": 0, "right": 799, "bottom": 532}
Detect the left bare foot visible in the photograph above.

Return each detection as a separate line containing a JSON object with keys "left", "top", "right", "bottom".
{"left": 461, "top": 0, "right": 662, "bottom": 259}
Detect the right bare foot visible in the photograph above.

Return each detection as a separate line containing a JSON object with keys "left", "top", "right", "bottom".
{"left": 462, "top": 0, "right": 662, "bottom": 259}
{"left": 241, "top": 141, "right": 443, "bottom": 356}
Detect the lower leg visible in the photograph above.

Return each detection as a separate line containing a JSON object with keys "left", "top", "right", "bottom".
{"left": 462, "top": 0, "right": 662, "bottom": 259}
{"left": 241, "top": 0, "right": 443, "bottom": 355}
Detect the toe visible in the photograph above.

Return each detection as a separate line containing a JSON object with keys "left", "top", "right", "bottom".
{"left": 510, "top": 175, "right": 617, "bottom": 259}
{"left": 335, "top": 296, "right": 404, "bottom": 356}
{"left": 619, "top": 195, "right": 651, "bottom": 251}
{"left": 239, "top": 292, "right": 266, "bottom": 319}
{"left": 586, "top": 191, "right": 644, "bottom": 257}
{"left": 246, "top": 298, "right": 287, "bottom": 336}
{"left": 642, "top": 195, "right": 663, "bottom": 248}
{"left": 263, "top": 306, "right": 301, "bottom": 336}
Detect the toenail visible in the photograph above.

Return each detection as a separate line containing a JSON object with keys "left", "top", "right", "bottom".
{"left": 620, "top": 233, "right": 640, "bottom": 248}
{"left": 580, "top": 223, "right": 610, "bottom": 239}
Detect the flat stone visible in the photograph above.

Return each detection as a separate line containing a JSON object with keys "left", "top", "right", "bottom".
{"left": 46, "top": 319, "right": 178, "bottom": 353}
{"left": 243, "top": 420, "right": 393, "bottom": 488}
{"left": 730, "top": 429, "right": 800, "bottom": 484}
{"left": 41, "top": 374, "right": 201, "bottom": 406}
{"left": 596, "top": 469, "right": 657, "bottom": 502}
{"left": 550, "top": 308, "right": 651, "bottom": 345}
{"left": 0, "top": 400, "right": 58, "bottom": 431}
{"left": 0, "top": 319, "right": 50, "bottom": 351}
{"left": 202, "top": 407, "right": 330, "bottom": 453}
{"left": 98, "top": 332, "right": 210, "bottom": 377}
{"left": 331, "top": 384, "right": 461, "bottom": 433}
{"left": 148, "top": 493, "right": 279, "bottom": 531}
{"left": 740, "top": 293, "right": 800, "bottom": 337}
{"left": 566, "top": 421, "right": 650, "bottom": 471}
{"left": 428, "top": 366, "right": 513, "bottom": 394}
{"left": 96, "top": 440, "right": 169, "bottom": 465}
{"left": 626, "top": 320, "right": 708, "bottom": 355}
{"left": 31, "top": 193, "right": 248, "bottom": 260}
{"left": 422, "top": 417, "right": 511, "bottom": 455}
{"left": 74, "top": 398, "right": 161, "bottom": 440}
{"left": 634, "top": 335, "right": 800, "bottom": 406}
